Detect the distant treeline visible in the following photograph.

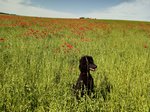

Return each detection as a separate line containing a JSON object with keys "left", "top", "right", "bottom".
{"left": 79, "top": 17, "right": 96, "bottom": 19}
{"left": 0, "top": 12, "right": 16, "bottom": 15}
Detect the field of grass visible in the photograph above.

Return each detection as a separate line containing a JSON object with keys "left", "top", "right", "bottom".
{"left": 0, "top": 14, "right": 150, "bottom": 112}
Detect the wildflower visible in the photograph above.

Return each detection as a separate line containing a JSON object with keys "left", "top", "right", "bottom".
{"left": 0, "top": 38, "right": 5, "bottom": 42}
{"left": 19, "top": 22, "right": 29, "bottom": 27}
{"left": 144, "top": 44, "right": 148, "bottom": 48}
{"left": 79, "top": 27, "right": 85, "bottom": 30}
{"left": 65, "top": 42, "right": 73, "bottom": 49}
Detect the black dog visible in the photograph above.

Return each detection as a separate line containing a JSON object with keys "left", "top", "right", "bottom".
{"left": 73, "top": 56, "right": 97, "bottom": 99}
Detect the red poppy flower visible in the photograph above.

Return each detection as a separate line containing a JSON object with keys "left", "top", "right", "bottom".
{"left": 64, "top": 42, "right": 73, "bottom": 49}
{"left": 144, "top": 45, "right": 148, "bottom": 48}
{"left": 0, "top": 38, "right": 5, "bottom": 42}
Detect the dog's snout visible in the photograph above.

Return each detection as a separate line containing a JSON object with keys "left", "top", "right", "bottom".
{"left": 91, "top": 64, "right": 97, "bottom": 68}
{"left": 89, "top": 64, "right": 97, "bottom": 71}
{"left": 94, "top": 65, "right": 97, "bottom": 69}
{"left": 93, "top": 64, "right": 97, "bottom": 70}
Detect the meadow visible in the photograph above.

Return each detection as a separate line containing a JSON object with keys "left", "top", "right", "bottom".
{"left": 0, "top": 14, "right": 150, "bottom": 112}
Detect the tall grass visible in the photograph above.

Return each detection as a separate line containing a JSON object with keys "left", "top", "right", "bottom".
{"left": 0, "top": 15, "right": 150, "bottom": 112}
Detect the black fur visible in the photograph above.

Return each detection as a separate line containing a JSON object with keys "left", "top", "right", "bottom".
{"left": 73, "top": 56, "right": 97, "bottom": 99}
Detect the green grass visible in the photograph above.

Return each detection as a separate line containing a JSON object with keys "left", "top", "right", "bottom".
{"left": 0, "top": 15, "right": 150, "bottom": 112}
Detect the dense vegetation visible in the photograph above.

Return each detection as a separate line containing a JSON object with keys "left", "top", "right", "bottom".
{"left": 0, "top": 15, "right": 150, "bottom": 112}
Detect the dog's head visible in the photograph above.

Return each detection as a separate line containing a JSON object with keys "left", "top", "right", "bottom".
{"left": 79, "top": 56, "right": 97, "bottom": 72}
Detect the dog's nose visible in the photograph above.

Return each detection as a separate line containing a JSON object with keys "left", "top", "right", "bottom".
{"left": 94, "top": 65, "right": 97, "bottom": 69}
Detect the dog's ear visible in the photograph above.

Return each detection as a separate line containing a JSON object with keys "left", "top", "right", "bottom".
{"left": 87, "top": 56, "right": 94, "bottom": 63}
{"left": 79, "top": 56, "right": 87, "bottom": 65}
{"left": 79, "top": 56, "right": 88, "bottom": 72}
